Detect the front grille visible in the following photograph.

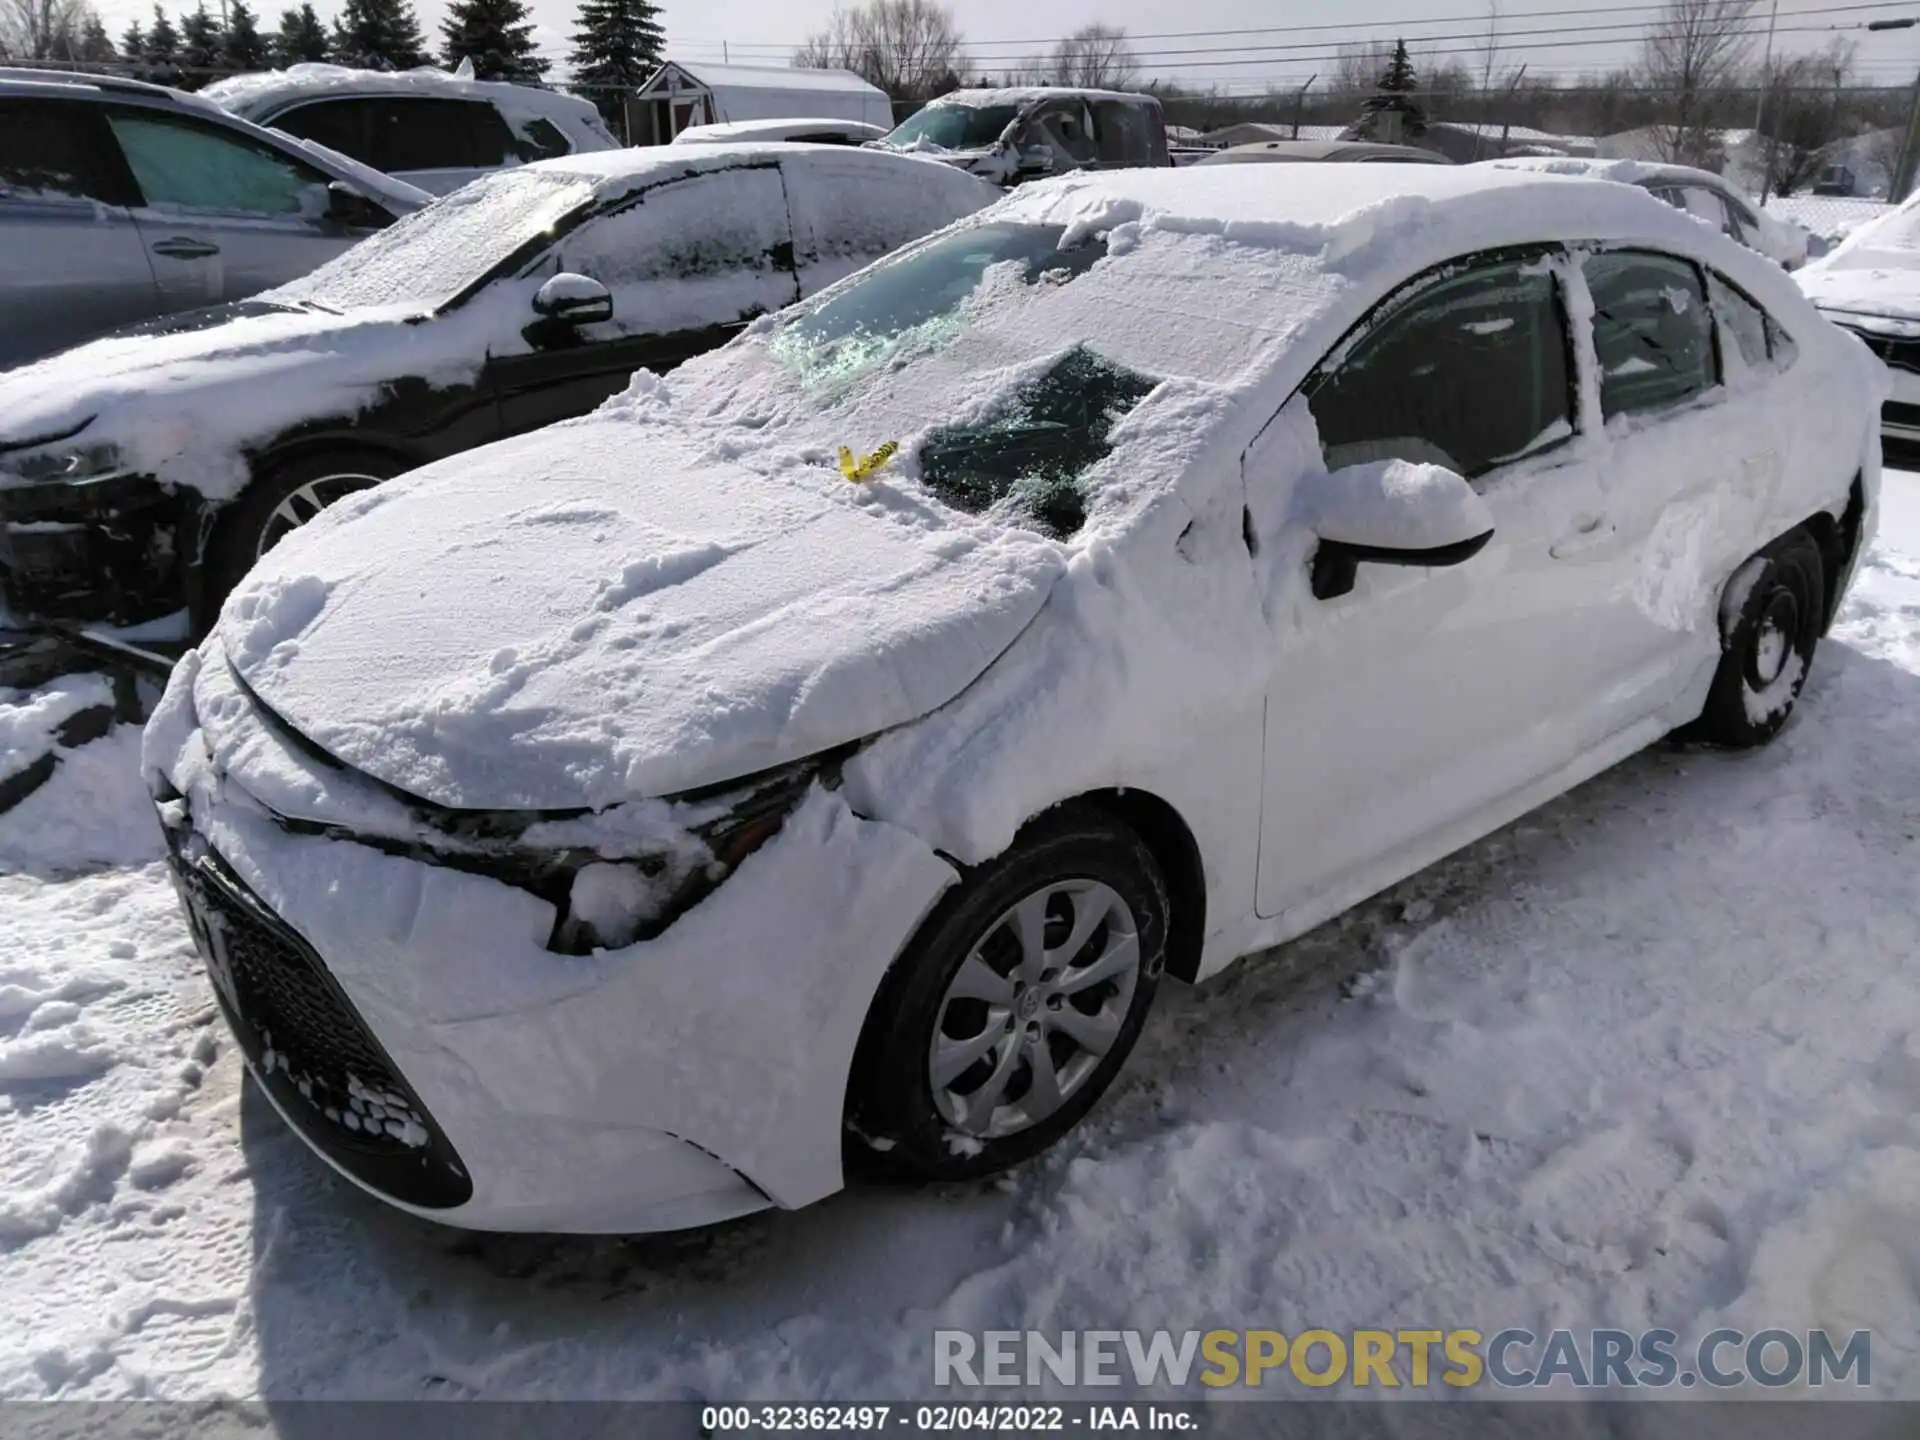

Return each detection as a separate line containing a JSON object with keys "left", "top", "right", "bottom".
{"left": 165, "top": 834, "right": 473, "bottom": 1210}
{"left": 1839, "top": 323, "right": 1920, "bottom": 375}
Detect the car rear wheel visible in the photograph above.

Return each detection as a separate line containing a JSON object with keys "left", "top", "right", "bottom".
{"left": 202, "top": 451, "right": 404, "bottom": 618}
{"left": 1687, "top": 528, "right": 1825, "bottom": 748}
{"left": 846, "top": 806, "right": 1168, "bottom": 1182}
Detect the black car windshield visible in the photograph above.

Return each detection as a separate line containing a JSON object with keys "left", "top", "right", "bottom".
{"left": 883, "top": 103, "right": 1020, "bottom": 151}
{"left": 272, "top": 168, "right": 595, "bottom": 312}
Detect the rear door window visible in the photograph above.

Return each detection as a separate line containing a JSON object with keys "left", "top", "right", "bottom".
{"left": 1583, "top": 250, "right": 1717, "bottom": 419}
{"left": 513, "top": 116, "right": 572, "bottom": 160}
{"left": 1307, "top": 255, "right": 1574, "bottom": 481}
{"left": 372, "top": 97, "right": 498, "bottom": 171}
{"left": 1708, "top": 270, "right": 1772, "bottom": 372}
{"left": 270, "top": 97, "right": 375, "bottom": 160}
{"left": 0, "top": 99, "right": 124, "bottom": 203}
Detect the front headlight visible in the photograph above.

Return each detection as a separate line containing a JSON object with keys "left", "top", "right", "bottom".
{"left": 10, "top": 442, "right": 130, "bottom": 484}
{"left": 539, "top": 754, "right": 841, "bottom": 955}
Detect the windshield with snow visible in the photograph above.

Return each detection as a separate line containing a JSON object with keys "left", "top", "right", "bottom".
{"left": 765, "top": 222, "right": 1156, "bottom": 537}
{"left": 883, "top": 103, "right": 1020, "bottom": 152}
{"left": 272, "top": 167, "right": 595, "bottom": 312}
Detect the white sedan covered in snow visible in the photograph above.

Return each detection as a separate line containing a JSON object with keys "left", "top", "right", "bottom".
{"left": 1797, "top": 193, "right": 1920, "bottom": 455}
{"left": 144, "top": 165, "right": 1880, "bottom": 1233}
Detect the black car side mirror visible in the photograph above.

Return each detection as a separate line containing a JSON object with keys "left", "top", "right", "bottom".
{"left": 326, "top": 182, "right": 393, "bottom": 230}
{"left": 532, "top": 273, "right": 614, "bottom": 326}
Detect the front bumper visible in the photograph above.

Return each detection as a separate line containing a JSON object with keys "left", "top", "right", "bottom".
{"left": 148, "top": 648, "right": 959, "bottom": 1232}
{"left": 0, "top": 471, "right": 192, "bottom": 624}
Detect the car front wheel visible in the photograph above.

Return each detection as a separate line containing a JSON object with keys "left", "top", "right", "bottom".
{"left": 847, "top": 806, "right": 1169, "bottom": 1182}
{"left": 1688, "top": 528, "right": 1826, "bottom": 748}
{"left": 202, "top": 450, "right": 403, "bottom": 623}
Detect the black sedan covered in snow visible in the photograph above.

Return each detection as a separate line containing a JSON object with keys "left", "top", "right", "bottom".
{"left": 0, "top": 143, "right": 995, "bottom": 633}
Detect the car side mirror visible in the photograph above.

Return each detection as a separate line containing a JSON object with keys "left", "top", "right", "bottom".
{"left": 532, "top": 273, "right": 613, "bottom": 326}
{"left": 326, "top": 181, "right": 392, "bottom": 230}
{"left": 1294, "top": 458, "right": 1495, "bottom": 600}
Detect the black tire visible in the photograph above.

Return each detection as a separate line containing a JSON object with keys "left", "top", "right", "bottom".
{"left": 846, "top": 806, "right": 1169, "bottom": 1183}
{"left": 1688, "top": 528, "right": 1826, "bottom": 748}
{"left": 202, "top": 450, "right": 404, "bottom": 617}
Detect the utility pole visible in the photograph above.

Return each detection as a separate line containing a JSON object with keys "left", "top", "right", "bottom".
{"left": 1751, "top": 0, "right": 1779, "bottom": 203}
{"left": 1497, "top": 63, "right": 1526, "bottom": 156}
{"left": 1291, "top": 73, "right": 1315, "bottom": 139}
{"left": 1871, "top": 19, "right": 1920, "bottom": 200}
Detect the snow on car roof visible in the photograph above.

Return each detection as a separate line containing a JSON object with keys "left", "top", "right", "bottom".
{"left": 1486, "top": 154, "right": 1726, "bottom": 190}
{"left": 923, "top": 86, "right": 1161, "bottom": 109}
{"left": 202, "top": 62, "right": 604, "bottom": 130}
{"left": 673, "top": 117, "right": 887, "bottom": 144}
{"left": 531, "top": 140, "right": 959, "bottom": 200}
{"left": 660, "top": 61, "right": 886, "bottom": 97}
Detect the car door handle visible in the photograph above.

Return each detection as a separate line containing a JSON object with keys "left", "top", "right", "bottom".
{"left": 1549, "top": 513, "right": 1617, "bottom": 559}
{"left": 151, "top": 237, "right": 221, "bottom": 259}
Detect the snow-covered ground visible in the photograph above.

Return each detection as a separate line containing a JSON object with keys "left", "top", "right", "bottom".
{"left": 2, "top": 472, "right": 1918, "bottom": 1406}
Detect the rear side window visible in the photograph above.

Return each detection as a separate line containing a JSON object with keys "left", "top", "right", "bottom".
{"left": 1308, "top": 257, "right": 1574, "bottom": 481}
{"left": 1027, "top": 101, "right": 1097, "bottom": 167}
{"left": 514, "top": 116, "right": 572, "bottom": 160}
{"left": 107, "top": 110, "right": 325, "bottom": 214}
{"left": 1584, "top": 250, "right": 1717, "bottom": 419}
{"left": 1093, "top": 100, "right": 1155, "bottom": 165}
{"left": 782, "top": 151, "right": 987, "bottom": 275}
{"left": 1708, "top": 271, "right": 1770, "bottom": 371}
{"left": 0, "top": 100, "right": 119, "bottom": 203}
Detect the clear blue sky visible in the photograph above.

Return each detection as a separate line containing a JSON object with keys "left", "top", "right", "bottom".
{"left": 93, "top": 0, "right": 1920, "bottom": 94}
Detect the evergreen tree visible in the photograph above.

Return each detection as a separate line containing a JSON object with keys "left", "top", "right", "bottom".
{"left": 1376, "top": 39, "right": 1418, "bottom": 96}
{"left": 1359, "top": 37, "right": 1426, "bottom": 140}
{"left": 440, "top": 0, "right": 547, "bottom": 81}
{"left": 78, "top": 12, "right": 118, "bottom": 62}
{"left": 177, "top": 3, "right": 225, "bottom": 88}
{"left": 120, "top": 17, "right": 146, "bottom": 69}
{"left": 331, "top": 0, "right": 431, "bottom": 70}
{"left": 142, "top": 6, "right": 181, "bottom": 83}
{"left": 271, "top": 4, "right": 330, "bottom": 63}
{"left": 224, "top": 0, "right": 268, "bottom": 70}
{"left": 567, "top": 0, "right": 662, "bottom": 130}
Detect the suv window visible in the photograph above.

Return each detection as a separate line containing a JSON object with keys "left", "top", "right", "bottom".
{"left": 376, "top": 97, "right": 506, "bottom": 171}
{"left": 1093, "top": 100, "right": 1154, "bottom": 165}
{"left": 1027, "top": 101, "right": 1097, "bottom": 168}
{"left": 106, "top": 110, "right": 326, "bottom": 214}
{"left": 1308, "top": 257, "right": 1574, "bottom": 481}
{"left": 1584, "top": 250, "right": 1716, "bottom": 419}
{"left": 274, "top": 95, "right": 511, "bottom": 172}
{"left": 514, "top": 116, "right": 572, "bottom": 160}
{"left": 0, "top": 100, "right": 120, "bottom": 203}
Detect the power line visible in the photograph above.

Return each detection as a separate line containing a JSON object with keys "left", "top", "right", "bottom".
{"left": 668, "top": 0, "right": 1920, "bottom": 55}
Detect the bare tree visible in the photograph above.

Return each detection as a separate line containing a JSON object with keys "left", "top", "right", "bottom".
{"left": 1050, "top": 23, "right": 1135, "bottom": 89}
{"left": 793, "top": 0, "right": 964, "bottom": 105}
{"left": 1328, "top": 40, "right": 1391, "bottom": 107}
{"left": 1756, "top": 40, "right": 1856, "bottom": 195}
{"left": 0, "top": 0, "right": 87, "bottom": 58}
{"left": 1637, "top": 0, "right": 1757, "bottom": 166}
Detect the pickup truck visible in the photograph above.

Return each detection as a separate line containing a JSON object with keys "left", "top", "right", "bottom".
{"left": 870, "top": 86, "right": 1170, "bottom": 185}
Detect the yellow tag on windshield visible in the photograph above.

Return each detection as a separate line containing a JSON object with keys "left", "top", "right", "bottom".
{"left": 838, "top": 440, "right": 899, "bottom": 483}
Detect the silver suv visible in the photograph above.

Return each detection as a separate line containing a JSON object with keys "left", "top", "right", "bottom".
{"left": 0, "top": 68, "right": 430, "bottom": 370}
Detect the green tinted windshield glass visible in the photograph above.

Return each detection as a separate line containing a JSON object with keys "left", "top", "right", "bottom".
{"left": 767, "top": 222, "right": 1107, "bottom": 389}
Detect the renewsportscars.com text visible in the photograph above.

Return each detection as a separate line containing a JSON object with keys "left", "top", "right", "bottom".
{"left": 933, "top": 1327, "right": 1871, "bottom": 1390}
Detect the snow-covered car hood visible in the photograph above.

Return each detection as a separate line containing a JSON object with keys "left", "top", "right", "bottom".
{"left": 216, "top": 416, "right": 1067, "bottom": 812}
{"left": 0, "top": 300, "right": 471, "bottom": 500}
{"left": 1797, "top": 262, "right": 1920, "bottom": 328}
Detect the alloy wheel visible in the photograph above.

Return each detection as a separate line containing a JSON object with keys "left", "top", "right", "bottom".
{"left": 255, "top": 473, "right": 382, "bottom": 559}
{"left": 927, "top": 879, "right": 1142, "bottom": 1139}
